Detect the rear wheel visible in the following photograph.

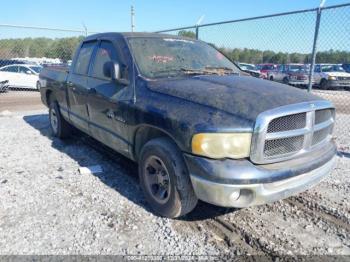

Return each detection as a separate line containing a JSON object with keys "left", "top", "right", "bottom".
{"left": 269, "top": 76, "right": 274, "bottom": 81}
{"left": 49, "top": 102, "right": 72, "bottom": 138}
{"left": 139, "top": 137, "right": 198, "bottom": 218}
{"left": 283, "top": 77, "right": 289, "bottom": 85}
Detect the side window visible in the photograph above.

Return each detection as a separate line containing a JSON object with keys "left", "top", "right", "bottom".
{"left": 314, "top": 65, "right": 320, "bottom": 73}
{"left": 91, "top": 41, "right": 118, "bottom": 79}
{"left": 2, "top": 66, "right": 18, "bottom": 73}
{"left": 18, "top": 66, "right": 29, "bottom": 74}
{"left": 74, "top": 41, "right": 96, "bottom": 75}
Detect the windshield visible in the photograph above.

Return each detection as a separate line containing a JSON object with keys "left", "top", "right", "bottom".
{"left": 289, "top": 65, "right": 307, "bottom": 72}
{"left": 321, "top": 65, "right": 345, "bottom": 72}
{"left": 128, "top": 37, "right": 240, "bottom": 78}
{"left": 29, "top": 66, "right": 43, "bottom": 74}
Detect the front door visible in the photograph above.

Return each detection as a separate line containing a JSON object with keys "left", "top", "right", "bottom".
{"left": 87, "top": 40, "right": 131, "bottom": 156}
{"left": 67, "top": 41, "right": 97, "bottom": 132}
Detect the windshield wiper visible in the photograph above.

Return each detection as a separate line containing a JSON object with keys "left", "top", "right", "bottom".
{"left": 180, "top": 68, "right": 218, "bottom": 75}
{"left": 204, "top": 66, "right": 240, "bottom": 75}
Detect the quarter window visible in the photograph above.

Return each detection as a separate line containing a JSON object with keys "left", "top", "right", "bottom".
{"left": 74, "top": 41, "right": 96, "bottom": 75}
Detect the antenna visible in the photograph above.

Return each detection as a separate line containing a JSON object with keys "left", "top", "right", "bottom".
{"left": 196, "top": 15, "right": 205, "bottom": 26}
{"left": 131, "top": 5, "right": 135, "bottom": 32}
{"left": 82, "top": 22, "right": 88, "bottom": 36}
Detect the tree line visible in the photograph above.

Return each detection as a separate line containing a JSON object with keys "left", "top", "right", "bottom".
{"left": 0, "top": 33, "right": 349, "bottom": 64}
{"left": 177, "top": 30, "right": 350, "bottom": 64}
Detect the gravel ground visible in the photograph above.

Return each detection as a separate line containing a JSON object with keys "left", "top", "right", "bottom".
{"left": 0, "top": 109, "right": 349, "bottom": 258}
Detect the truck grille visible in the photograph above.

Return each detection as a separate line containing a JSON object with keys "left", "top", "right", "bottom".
{"left": 251, "top": 101, "right": 335, "bottom": 164}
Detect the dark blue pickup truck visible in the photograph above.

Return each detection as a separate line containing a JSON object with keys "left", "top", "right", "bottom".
{"left": 39, "top": 32, "right": 337, "bottom": 218}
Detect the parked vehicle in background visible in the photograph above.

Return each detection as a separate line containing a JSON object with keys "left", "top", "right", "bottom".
{"left": 39, "top": 32, "right": 336, "bottom": 218}
{"left": 313, "top": 64, "right": 350, "bottom": 90}
{"left": 268, "top": 64, "right": 310, "bottom": 86}
{"left": 237, "top": 62, "right": 263, "bottom": 78}
{"left": 0, "top": 64, "right": 43, "bottom": 90}
{"left": 342, "top": 63, "right": 350, "bottom": 73}
{"left": 256, "top": 63, "right": 277, "bottom": 79}
{"left": 0, "top": 59, "right": 27, "bottom": 68}
{"left": 0, "top": 80, "right": 9, "bottom": 93}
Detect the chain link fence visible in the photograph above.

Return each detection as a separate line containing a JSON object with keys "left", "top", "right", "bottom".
{"left": 0, "top": 3, "right": 349, "bottom": 150}
{"left": 156, "top": 3, "right": 350, "bottom": 152}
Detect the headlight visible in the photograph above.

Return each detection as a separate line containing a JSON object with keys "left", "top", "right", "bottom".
{"left": 328, "top": 76, "right": 337, "bottom": 80}
{"left": 191, "top": 133, "right": 252, "bottom": 159}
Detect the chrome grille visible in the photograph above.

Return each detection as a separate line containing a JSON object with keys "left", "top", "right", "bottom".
{"left": 267, "top": 113, "right": 306, "bottom": 133}
{"left": 264, "top": 135, "right": 304, "bottom": 157}
{"left": 251, "top": 101, "right": 335, "bottom": 164}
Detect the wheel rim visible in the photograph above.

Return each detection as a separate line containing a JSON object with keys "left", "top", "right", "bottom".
{"left": 37, "top": 82, "right": 41, "bottom": 90}
{"left": 144, "top": 156, "right": 171, "bottom": 204}
{"left": 50, "top": 107, "right": 58, "bottom": 134}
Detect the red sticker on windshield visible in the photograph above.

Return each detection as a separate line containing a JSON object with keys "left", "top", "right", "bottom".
{"left": 148, "top": 55, "right": 174, "bottom": 63}
{"left": 216, "top": 52, "right": 224, "bottom": 60}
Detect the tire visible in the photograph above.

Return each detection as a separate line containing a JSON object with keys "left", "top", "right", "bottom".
{"left": 269, "top": 76, "right": 274, "bottom": 81}
{"left": 36, "top": 81, "right": 41, "bottom": 91}
{"left": 283, "top": 77, "right": 289, "bottom": 85}
{"left": 320, "top": 79, "right": 329, "bottom": 90}
{"left": 138, "top": 137, "right": 198, "bottom": 218}
{"left": 49, "top": 102, "right": 72, "bottom": 138}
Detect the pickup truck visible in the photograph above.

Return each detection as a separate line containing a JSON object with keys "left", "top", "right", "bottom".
{"left": 39, "top": 33, "right": 337, "bottom": 218}
{"left": 268, "top": 64, "right": 311, "bottom": 86}
{"left": 314, "top": 64, "right": 350, "bottom": 90}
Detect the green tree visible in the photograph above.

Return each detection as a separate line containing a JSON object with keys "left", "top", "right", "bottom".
{"left": 178, "top": 30, "right": 196, "bottom": 39}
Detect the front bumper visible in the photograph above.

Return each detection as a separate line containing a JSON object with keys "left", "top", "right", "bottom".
{"left": 184, "top": 142, "right": 337, "bottom": 207}
{"left": 289, "top": 79, "right": 309, "bottom": 85}
{"left": 328, "top": 80, "right": 350, "bottom": 87}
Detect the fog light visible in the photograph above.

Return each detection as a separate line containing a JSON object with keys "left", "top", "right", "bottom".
{"left": 229, "top": 190, "right": 240, "bottom": 202}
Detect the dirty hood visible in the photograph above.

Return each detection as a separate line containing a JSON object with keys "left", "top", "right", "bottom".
{"left": 147, "top": 75, "right": 323, "bottom": 121}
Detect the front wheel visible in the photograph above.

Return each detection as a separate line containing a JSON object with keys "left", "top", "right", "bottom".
{"left": 320, "top": 79, "right": 329, "bottom": 90}
{"left": 138, "top": 137, "right": 198, "bottom": 218}
{"left": 49, "top": 102, "right": 72, "bottom": 138}
{"left": 36, "top": 81, "right": 41, "bottom": 91}
{"left": 283, "top": 77, "right": 289, "bottom": 85}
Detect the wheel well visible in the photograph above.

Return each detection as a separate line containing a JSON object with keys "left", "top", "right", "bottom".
{"left": 46, "top": 90, "right": 53, "bottom": 105}
{"left": 133, "top": 126, "right": 175, "bottom": 161}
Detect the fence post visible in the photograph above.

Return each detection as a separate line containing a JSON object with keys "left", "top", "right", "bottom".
{"left": 308, "top": 6, "right": 322, "bottom": 92}
{"left": 195, "top": 26, "right": 199, "bottom": 40}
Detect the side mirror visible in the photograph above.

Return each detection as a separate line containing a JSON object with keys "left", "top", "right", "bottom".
{"left": 103, "top": 61, "right": 129, "bottom": 85}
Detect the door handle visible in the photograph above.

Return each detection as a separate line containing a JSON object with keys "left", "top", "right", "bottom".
{"left": 88, "top": 87, "right": 96, "bottom": 94}
{"left": 106, "top": 111, "right": 114, "bottom": 119}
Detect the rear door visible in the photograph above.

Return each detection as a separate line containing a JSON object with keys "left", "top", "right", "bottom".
{"left": 87, "top": 40, "right": 131, "bottom": 156}
{"left": 67, "top": 41, "right": 97, "bottom": 132}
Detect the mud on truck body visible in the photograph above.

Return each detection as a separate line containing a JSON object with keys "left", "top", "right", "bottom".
{"left": 39, "top": 33, "right": 337, "bottom": 218}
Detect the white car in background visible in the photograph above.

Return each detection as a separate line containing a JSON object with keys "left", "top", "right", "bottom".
{"left": 0, "top": 64, "right": 43, "bottom": 90}
{"left": 313, "top": 64, "right": 350, "bottom": 90}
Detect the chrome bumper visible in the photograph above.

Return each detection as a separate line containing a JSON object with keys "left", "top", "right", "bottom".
{"left": 189, "top": 156, "right": 336, "bottom": 208}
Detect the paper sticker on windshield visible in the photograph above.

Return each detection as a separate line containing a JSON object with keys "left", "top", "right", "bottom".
{"left": 148, "top": 55, "right": 174, "bottom": 63}
{"left": 163, "top": 38, "right": 194, "bottom": 44}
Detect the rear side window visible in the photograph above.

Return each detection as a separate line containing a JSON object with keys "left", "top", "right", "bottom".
{"left": 1, "top": 66, "right": 18, "bottom": 72}
{"left": 91, "top": 41, "right": 118, "bottom": 79}
{"left": 74, "top": 41, "right": 96, "bottom": 75}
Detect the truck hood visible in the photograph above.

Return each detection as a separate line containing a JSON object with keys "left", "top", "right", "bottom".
{"left": 147, "top": 75, "right": 322, "bottom": 122}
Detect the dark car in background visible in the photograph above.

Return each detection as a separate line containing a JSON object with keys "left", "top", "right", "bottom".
{"left": 0, "top": 59, "right": 27, "bottom": 68}
{"left": 342, "top": 63, "right": 350, "bottom": 73}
